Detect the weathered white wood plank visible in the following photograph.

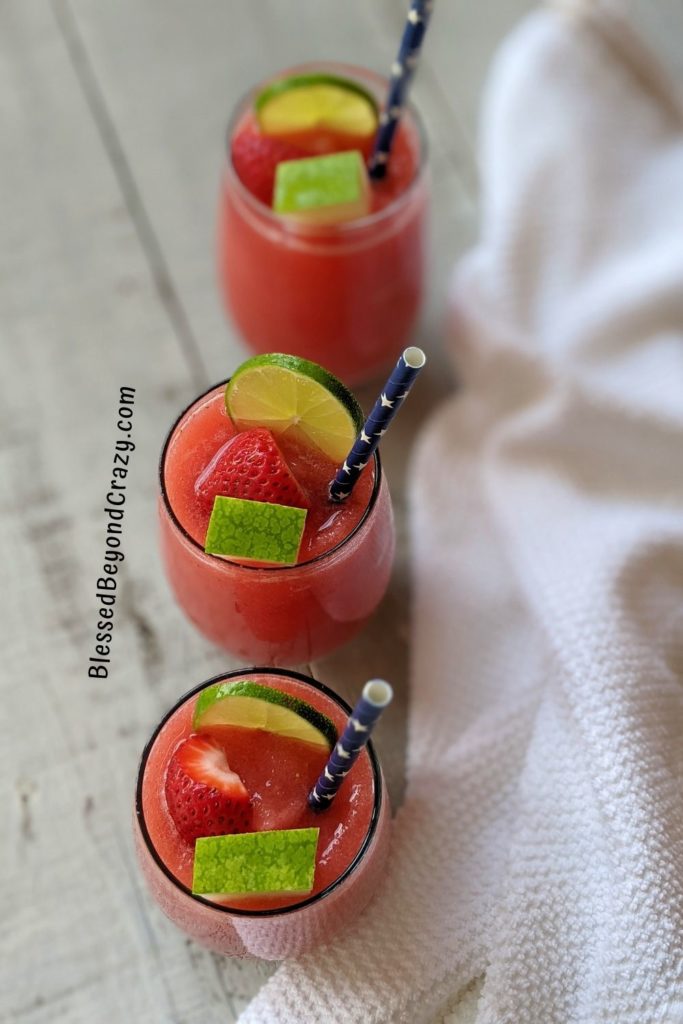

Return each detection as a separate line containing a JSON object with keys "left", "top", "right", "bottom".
{"left": 0, "top": 3, "right": 269, "bottom": 1021}
{"left": 421, "top": 0, "right": 536, "bottom": 146}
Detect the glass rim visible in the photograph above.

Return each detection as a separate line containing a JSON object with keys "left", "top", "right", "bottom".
{"left": 158, "top": 378, "right": 384, "bottom": 574}
{"left": 223, "top": 60, "right": 429, "bottom": 236}
{"left": 135, "top": 666, "right": 384, "bottom": 918}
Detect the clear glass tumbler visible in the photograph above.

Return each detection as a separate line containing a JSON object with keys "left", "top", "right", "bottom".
{"left": 159, "top": 382, "right": 395, "bottom": 665}
{"left": 134, "top": 668, "right": 391, "bottom": 959}
{"left": 217, "top": 61, "right": 429, "bottom": 386}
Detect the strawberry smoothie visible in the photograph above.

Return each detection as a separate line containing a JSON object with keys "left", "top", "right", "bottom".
{"left": 159, "top": 382, "right": 395, "bottom": 664}
{"left": 218, "top": 63, "right": 428, "bottom": 386}
{"left": 134, "top": 669, "right": 391, "bottom": 959}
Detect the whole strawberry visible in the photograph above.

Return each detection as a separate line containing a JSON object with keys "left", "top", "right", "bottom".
{"left": 231, "top": 129, "right": 307, "bottom": 206}
{"left": 194, "top": 427, "right": 308, "bottom": 516}
{"left": 164, "top": 734, "right": 251, "bottom": 844}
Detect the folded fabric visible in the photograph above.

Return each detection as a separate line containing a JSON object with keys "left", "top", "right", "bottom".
{"left": 239, "top": 5, "right": 683, "bottom": 1022}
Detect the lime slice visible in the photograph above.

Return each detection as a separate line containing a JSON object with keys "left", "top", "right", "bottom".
{"left": 256, "top": 73, "right": 378, "bottom": 140}
{"left": 225, "top": 353, "right": 363, "bottom": 464}
{"left": 193, "top": 680, "right": 338, "bottom": 751}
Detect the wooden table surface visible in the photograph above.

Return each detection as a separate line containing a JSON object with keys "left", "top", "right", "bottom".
{"left": 3, "top": 2, "right": 678, "bottom": 1022}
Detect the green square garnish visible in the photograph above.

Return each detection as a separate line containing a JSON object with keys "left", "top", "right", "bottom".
{"left": 273, "top": 150, "right": 369, "bottom": 222}
{"left": 192, "top": 828, "right": 320, "bottom": 899}
{"left": 204, "top": 495, "right": 306, "bottom": 565}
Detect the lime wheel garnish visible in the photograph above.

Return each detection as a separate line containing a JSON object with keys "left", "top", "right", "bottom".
{"left": 193, "top": 680, "right": 338, "bottom": 751}
{"left": 255, "top": 72, "right": 378, "bottom": 144}
{"left": 225, "top": 353, "right": 363, "bottom": 464}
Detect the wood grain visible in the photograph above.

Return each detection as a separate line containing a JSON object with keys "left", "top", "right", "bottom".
{"left": 8, "top": 1, "right": 676, "bottom": 1021}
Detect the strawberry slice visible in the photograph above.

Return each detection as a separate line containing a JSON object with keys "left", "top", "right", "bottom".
{"left": 231, "top": 129, "right": 307, "bottom": 206}
{"left": 194, "top": 428, "right": 308, "bottom": 516}
{"left": 164, "top": 734, "right": 252, "bottom": 844}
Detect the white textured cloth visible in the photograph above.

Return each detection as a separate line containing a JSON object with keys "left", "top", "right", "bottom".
{"left": 240, "top": 6, "right": 683, "bottom": 1022}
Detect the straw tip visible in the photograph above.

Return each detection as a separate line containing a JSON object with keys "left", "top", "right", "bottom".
{"left": 403, "top": 346, "right": 426, "bottom": 369}
{"left": 362, "top": 679, "right": 394, "bottom": 708}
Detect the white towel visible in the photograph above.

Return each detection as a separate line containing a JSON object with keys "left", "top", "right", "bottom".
{"left": 239, "top": 6, "right": 683, "bottom": 1022}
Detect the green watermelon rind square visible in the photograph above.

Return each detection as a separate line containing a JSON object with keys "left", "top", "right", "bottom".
{"left": 192, "top": 827, "right": 320, "bottom": 897}
{"left": 205, "top": 495, "right": 307, "bottom": 565}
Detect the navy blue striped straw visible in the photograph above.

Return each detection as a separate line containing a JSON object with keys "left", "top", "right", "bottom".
{"left": 308, "top": 680, "right": 393, "bottom": 812}
{"left": 329, "top": 346, "right": 426, "bottom": 503}
{"left": 368, "top": 0, "right": 434, "bottom": 180}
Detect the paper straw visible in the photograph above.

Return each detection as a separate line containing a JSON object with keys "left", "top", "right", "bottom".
{"left": 308, "top": 680, "right": 393, "bottom": 812}
{"left": 368, "top": 0, "right": 434, "bottom": 180}
{"left": 329, "top": 346, "right": 426, "bottom": 503}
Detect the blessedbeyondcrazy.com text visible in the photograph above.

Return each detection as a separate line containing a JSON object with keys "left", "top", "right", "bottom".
{"left": 88, "top": 386, "right": 136, "bottom": 679}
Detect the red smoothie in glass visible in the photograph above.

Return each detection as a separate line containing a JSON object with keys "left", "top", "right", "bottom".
{"left": 135, "top": 669, "right": 390, "bottom": 959}
{"left": 217, "top": 62, "right": 428, "bottom": 386}
{"left": 159, "top": 383, "right": 395, "bottom": 664}
{"left": 165, "top": 386, "right": 373, "bottom": 563}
